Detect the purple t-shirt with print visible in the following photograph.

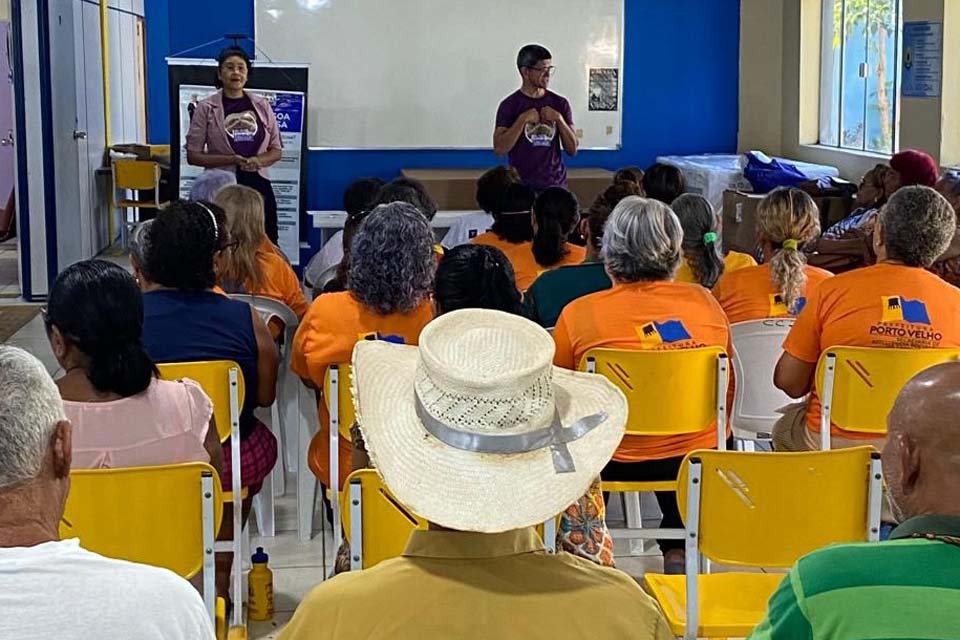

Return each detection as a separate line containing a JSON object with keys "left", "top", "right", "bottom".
{"left": 496, "top": 90, "right": 573, "bottom": 190}
{"left": 222, "top": 94, "right": 265, "bottom": 158}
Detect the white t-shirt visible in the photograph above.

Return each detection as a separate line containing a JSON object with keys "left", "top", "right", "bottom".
{"left": 0, "top": 539, "right": 215, "bottom": 639}
{"left": 304, "top": 230, "right": 344, "bottom": 289}
{"left": 441, "top": 212, "right": 495, "bottom": 249}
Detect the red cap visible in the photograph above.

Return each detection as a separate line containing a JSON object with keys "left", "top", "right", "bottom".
{"left": 890, "top": 149, "right": 939, "bottom": 188}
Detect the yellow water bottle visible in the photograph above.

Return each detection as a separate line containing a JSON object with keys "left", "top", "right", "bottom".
{"left": 248, "top": 547, "right": 274, "bottom": 621}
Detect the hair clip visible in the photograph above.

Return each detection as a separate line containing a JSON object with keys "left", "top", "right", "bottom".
{"left": 195, "top": 202, "right": 219, "bottom": 242}
{"left": 703, "top": 231, "right": 718, "bottom": 244}
{"left": 782, "top": 239, "right": 799, "bottom": 251}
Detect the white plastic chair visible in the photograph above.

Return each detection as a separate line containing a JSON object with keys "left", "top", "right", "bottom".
{"left": 230, "top": 294, "right": 302, "bottom": 537}
{"left": 730, "top": 319, "right": 795, "bottom": 449}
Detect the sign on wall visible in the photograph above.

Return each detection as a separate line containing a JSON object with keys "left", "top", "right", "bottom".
{"left": 902, "top": 21, "right": 943, "bottom": 99}
{"left": 177, "top": 85, "right": 305, "bottom": 262}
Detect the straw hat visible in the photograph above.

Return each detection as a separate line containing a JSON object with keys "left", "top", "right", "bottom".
{"left": 351, "top": 308, "right": 627, "bottom": 533}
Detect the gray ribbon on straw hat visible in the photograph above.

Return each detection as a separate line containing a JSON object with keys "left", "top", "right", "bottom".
{"left": 414, "top": 397, "right": 608, "bottom": 474}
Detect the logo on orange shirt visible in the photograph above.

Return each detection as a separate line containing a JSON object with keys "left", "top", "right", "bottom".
{"left": 636, "top": 321, "right": 692, "bottom": 349}
{"left": 768, "top": 293, "right": 807, "bottom": 317}
{"left": 357, "top": 332, "right": 407, "bottom": 344}
{"left": 880, "top": 296, "right": 931, "bottom": 325}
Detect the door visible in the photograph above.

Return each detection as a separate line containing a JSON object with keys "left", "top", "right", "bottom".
{"left": 0, "top": 22, "right": 14, "bottom": 207}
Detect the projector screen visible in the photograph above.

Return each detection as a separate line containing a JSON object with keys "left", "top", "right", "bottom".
{"left": 255, "top": 0, "right": 624, "bottom": 149}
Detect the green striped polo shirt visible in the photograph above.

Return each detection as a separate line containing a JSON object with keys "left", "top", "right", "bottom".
{"left": 749, "top": 515, "right": 960, "bottom": 640}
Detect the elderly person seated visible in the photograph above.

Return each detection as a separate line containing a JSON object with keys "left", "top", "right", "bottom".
{"left": 189, "top": 168, "right": 237, "bottom": 203}
{"left": 45, "top": 260, "right": 222, "bottom": 474}
{"left": 750, "top": 363, "right": 960, "bottom": 639}
{"left": 552, "top": 196, "right": 732, "bottom": 573}
{"left": 215, "top": 184, "right": 307, "bottom": 335}
{"left": 673, "top": 193, "right": 756, "bottom": 288}
{"left": 929, "top": 171, "right": 960, "bottom": 287}
{"left": 138, "top": 199, "right": 279, "bottom": 603}
{"left": 523, "top": 181, "right": 639, "bottom": 327}
{"left": 0, "top": 346, "right": 214, "bottom": 639}
{"left": 774, "top": 186, "right": 960, "bottom": 452}
{"left": 292, "top": 202, "right": 436, "bottom": 493}
{"left": 303, "top": 177, "right": 385, "bottom": 292}
{"left": 279, "top": 310, "right": 673, "bottom": 640}
{"left": 714, "top": 188, "right": 832, "bottom": 324}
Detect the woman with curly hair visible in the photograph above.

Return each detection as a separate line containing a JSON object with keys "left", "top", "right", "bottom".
{"left": 292, "top": 202, "right": 436, "bottom": 492}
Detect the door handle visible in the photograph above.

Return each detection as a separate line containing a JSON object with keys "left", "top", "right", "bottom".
{"left": 73, "top": 130, "right": 87, "bottom": 140}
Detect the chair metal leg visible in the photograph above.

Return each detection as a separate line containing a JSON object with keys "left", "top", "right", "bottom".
{"left": 624, "top": 491, "right": 643, "bottom": 529}
{"left": 298, "top": 383, "right": 317, "bottom": 542}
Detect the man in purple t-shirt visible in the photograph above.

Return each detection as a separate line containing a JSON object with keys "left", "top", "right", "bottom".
{"left": 494, "top": 44, "right": 578, "bottom": 191}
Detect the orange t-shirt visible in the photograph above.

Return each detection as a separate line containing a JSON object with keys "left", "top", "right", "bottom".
{"left": 675, "top": 251, "right": 757, "bottom": 286}
{"left": 471, "top": 232, "right": 586, "bottom": 291}
{"left": 713, "top": 263, "right": 833, "bottom": 325}
{"left": 553, "top": 280, "right": 732, "bottom": 462}
{"left": 291, "top": 292, "right": 434, "bottom": 486}
{"left": 783, "top": 263, "right": 960, "bottom": 437}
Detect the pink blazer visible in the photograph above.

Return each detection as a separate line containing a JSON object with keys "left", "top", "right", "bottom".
{"left": 185, "top": 90, "right": 283, "bottom": 180}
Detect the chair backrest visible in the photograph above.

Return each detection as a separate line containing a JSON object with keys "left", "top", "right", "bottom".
{"left": 113, "top": 159, "right": 160, "bottom": 190}
{"left": 157, "top": 361, "right": 246, "bottom": 443}
{"left": 730, "top": 319, "right": 795, "bottom": 435}
{"left": 340, "top": 469, "right": 428, "bottom": 569}
{"left": 581, "top": 347, "right": 727, "bottom": 437}
{"left": 228, "top": 294, "right": 299, "bottom": 333}
{"left": 324, "top": 363, "right": 355, "bottom": 439}
{"left": 815, "top": 346, "right": 960, "bottom": 435}
{"left": 60, "top": 463, "right": 223, "bottom": 579}
{"left": 677, "top": 447, "right": 880, "bottom": 568}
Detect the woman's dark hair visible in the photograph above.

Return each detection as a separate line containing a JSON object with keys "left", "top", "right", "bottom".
{"left": 328, "top": 208, "right": 374, "bottom": 293}
{"left": 144, "top": 200, "right": 228, "bottom": 291}
{"left": 587, "top": 182, "right": 642, "bottom": 251}
{"left": 46, "top": 260, "right": 157, "bottom": 398}
{"left": 376, "top": 177, "right": 438, "bottom": 221}
{"left": 476, "top": 165, "right": 521, "bottom": 212}
{"left": 532, "top": 187, "right": 580, "bottom": 266}
{"left": 343, "top": 177, "right": 386, "bottom": 217}
{"left": 614, "top": 166, "right": 645, "bottom": 191}
{"left": 643, "top": 163, "right": 686, "bottom": 204}
{"left": 434, "top": 245, "right": 523, "bottom": 316}
{"left": 491, "top": 182, "right": 535, "bottom": 243}
{"left": 672, "top": 193, "right": 724, "bottom": 288}
{"left": 215, "top": 46, "right": 251, "bottom": 89}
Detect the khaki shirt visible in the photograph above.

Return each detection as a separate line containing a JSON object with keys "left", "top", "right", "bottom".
{"left": 278, "top": 527, "right": 672, "bottom": 640}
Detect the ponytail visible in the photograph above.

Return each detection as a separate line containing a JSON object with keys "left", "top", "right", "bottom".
{"left": 757, "top": 188, "right": 821, "bottom": 312}
{"left": 532, "top": 187, "right": 580, "bottom": 267}
{"left": 673, "top": 194, "right": 724, "bottom": 288}
{"left": 87, "top": 340, "right": 158, "bottom": 398}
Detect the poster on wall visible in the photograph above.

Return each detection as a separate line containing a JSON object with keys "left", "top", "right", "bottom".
{"left": 902, "top": 21, "right": 943, "bottom": 98}
{"left": 588, "top": 68, "right": 619, "bottom": 112}
{"left": 178, "top": 85, "right": 305, "bottom": 262}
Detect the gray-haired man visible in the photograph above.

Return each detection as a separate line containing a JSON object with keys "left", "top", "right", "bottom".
{"left": 0, "top": 346, "right": 214, "bottom": 639}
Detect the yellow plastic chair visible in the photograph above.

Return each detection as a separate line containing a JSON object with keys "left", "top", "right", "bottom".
{"left": 581, "top": 347, "right": 728, "bottom": 543}
{"left": 322, "top": 363, "right": 355, "bottom": 548}
{"left": 340, "top": 469, "right": 428, "bottom": 570}
{"left": 61, "top": 463, "right": 223, "bottom": 621}
{"left": 644, "top": 447, "right": 882, "bottom": 639}
{"left": 815, "top": 346, "right": 960, "bottom": 450}
{"left": 157, "top": 361, "right": 246, "bottom": 630}
{"left": 112, "top": 159, "right": 167, "bottom": 246}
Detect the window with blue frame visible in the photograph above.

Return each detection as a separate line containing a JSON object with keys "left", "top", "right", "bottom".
{"left": 819, "top": 0, "right": 902, "bottom": 154}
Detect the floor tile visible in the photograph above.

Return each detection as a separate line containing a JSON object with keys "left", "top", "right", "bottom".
{"left": 271, "top": 566, "right": 328, "bottom": 613}
{"left": 249, "top": 610, "right": 294, "bottom": 640}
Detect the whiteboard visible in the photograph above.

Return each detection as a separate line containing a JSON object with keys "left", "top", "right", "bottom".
{"left": 255, "top": 0, "right": 623, "bottom": 149}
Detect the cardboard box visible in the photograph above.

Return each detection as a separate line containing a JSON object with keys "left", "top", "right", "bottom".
{"left": 722, "top": 190, "right": 764, "bottom": 256}
{"left": 402, "top": 168, "right": 614, "bottom": 211}
{"left": 722, "top": 189, "right": 858, "bottom": 256}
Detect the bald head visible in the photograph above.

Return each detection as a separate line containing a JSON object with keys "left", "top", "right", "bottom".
{"left": 884, "top": 362, "right": 960, "bottom": 520}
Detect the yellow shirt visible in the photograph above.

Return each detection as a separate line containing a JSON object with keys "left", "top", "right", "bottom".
{"left": 675, "top": 251, "right": 758, "bottom": 287}
{"left": 278, "top": 528, "right": 673, "bottom": 640}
